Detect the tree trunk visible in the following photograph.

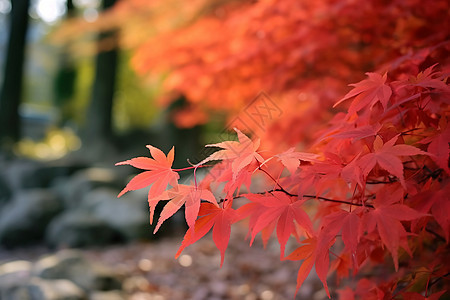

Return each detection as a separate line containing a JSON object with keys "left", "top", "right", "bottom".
{"left": 0, "top": 0, "right": 31, "bottom": 148}
{"left": 53, "top": 0, "right": 77, "bottom": 125}
{"left": 84, "top": 0, "right": 118, "bottom": 144}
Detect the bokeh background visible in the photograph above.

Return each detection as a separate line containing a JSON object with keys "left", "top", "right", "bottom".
{"left": 0, "top": 1, "right": 317, "bottom": 299}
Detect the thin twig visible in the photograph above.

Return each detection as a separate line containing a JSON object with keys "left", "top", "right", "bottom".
{"left": 258, "top": 166, "right": 293, "bottom": 196}
{"left": 257, "top": 164, "right": 373, "bottom": 208}
{"left": 425, "top": 227, "right": 446, "bottom": 243}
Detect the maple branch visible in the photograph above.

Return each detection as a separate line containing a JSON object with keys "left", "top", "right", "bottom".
{"left": 257, "top": 165, "right": 293, "bottom": 196}
{"left": 254, "top": 165, "right": 374, "bottom": 208}
{"left": 400, "top": 127, "right": 422, "bottom": 136}
{"left": 428, "top": 272, "right": 450, "bottom": 289}
{"left": 425, "top": 227, "right": 446, "bottom": 243}
{"left": 268, "top": 189, "right": 374, "bottom": 208}
{"left": 215, "top": 189, "right": 374, "bottom": 209}
{"left": 418, "top": 167, "right": 443, "bottom": 184}
{"left": 366, "top": 179, "right": 396, "bottom": 184}
{"left": 301, "top": 193, "right": 374, "bottom": 208}
{"left": 256, "top": 163, "right": 379, "bottom": 208}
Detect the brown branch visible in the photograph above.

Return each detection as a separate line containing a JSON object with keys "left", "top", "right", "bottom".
{"left": 366, "top": 180, "right": 396, "bottom": 184}
{"left": 428, "top": 272, "right": 450, "bottom": 289}
{"left": 425, "top": 227, "right": 446, "bottom": 243}
{"left": 257, "top": 164, "right": 373, "bottom": 208}
{"left": 272, "top": 189, "right": 374, "bottom": 208}
{"left": 217, "top": 188, "right": 374, "bottom": 209}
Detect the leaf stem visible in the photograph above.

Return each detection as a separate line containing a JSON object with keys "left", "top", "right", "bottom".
{"left": 173, "top": 164, "right": 210, "bottom": 172}
{"left": 257, "top": 166, "right": 296, "bottom": 196}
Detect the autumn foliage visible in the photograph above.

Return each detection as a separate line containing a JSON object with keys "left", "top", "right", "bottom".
{"left": 112, "top": 0, "right": 450, "bottom": 298}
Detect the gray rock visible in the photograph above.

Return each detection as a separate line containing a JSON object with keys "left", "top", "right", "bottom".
{"left": 27, "top": 278, "right": 87, "bottom": 300}
{"left": 0, "top": 277, "right": 87, "bottom": 300}
{"left": 0, "top": 259, "right": 87, "bottom": 300}
{"left": 1, "top": 159, "right": 44, "bottom": 190}
{"left": 0, "top": 189, "right": 64, "bottom": 247}
{"left": 0, "top": 285, "right": 32, "bottom": 300}
{"left": 3, "top": 157, "right": 88, "bottom": 190}
{"left": 52, "top": 168, "right": 124, "bottom": 209}
{"left": 81, "top": 188, "right": 150, "bottom": 241}
{"left": 30, "top": 163, "right": 88, "bottom": 189}
{"left": 45, "top": 210, "right": 123, "bottom": 248}
{"left": 33, "top": 250, "right": 121, "bottom": 292}
{"left": 89, "top": 290, "right": 125, "bottom": 300}
{"left": 0, "top": 260, "right": 33, "bottom": 290}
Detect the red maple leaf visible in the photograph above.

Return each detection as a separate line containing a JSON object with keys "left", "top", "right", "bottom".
{"left": 341, "top": 153, "right": 364, "bottom": 188}
{"left": 176, "top": 202, "right": 238, "bottom": 267}
{"left": 427, "top": 186, "right": 450, "bottom": 242}
{"left": 322, "top": 209, "right": 360, "bottom": 255}
{"left": 411, "top": 180, "right": 450, "bottom": 242}
{"left": 361, "top": 187, "right": 425, "bottom": 270}
{"left": 206, "top": 159, "right": 255, "bottom": 198}
{"left": 285, "top": 236, "right": 334, "bottom": 298}
{"left": 357, "top": 135, "right": 428, "bottom": 188}
{"left": 152, "top": 184, "right": 218, "bottom": 233}
{"left": 409, "top": 63, "right": 450, "bottom": 92}
{"left": 401, "top": 291, "right": 447, "bottom": 300}
{"left": 200, "top": 128, "right": 264, "bottom": 179}
{"left": 275, "top": 147, "right": 319, "bottom": 175}
{"left": 116, "top": 146, "right": 179, "bottom": 223}
{"left": 420, "top": 119, "right": 450, "bottom": 175}
{"left": 328, "top": 123, "right": 382, "bottom": 142}
{"left": 334, "top": 72, "right": 392, "bottom": 114}
{"left": 236, "top": 200, "right": 276, "bottom": 248}
{"left": 331, "top": 253, "right": 352, "bottom": 284}
{"left": 344, "top": 278, "right": 391, "bottom": 300}
{"left": 243, "top": 191, "right": 314, "bottom": 259}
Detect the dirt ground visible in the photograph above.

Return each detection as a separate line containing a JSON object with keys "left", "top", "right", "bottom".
{"left": 0, "top": 224, "right": 329, "bottom": 300}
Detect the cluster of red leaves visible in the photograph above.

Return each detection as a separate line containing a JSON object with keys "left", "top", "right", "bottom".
{"left": 108, "top": 0, "right": 450, "bottom": 298}
{"left": 117, "top": 56, "right": 449, "bottom": 297}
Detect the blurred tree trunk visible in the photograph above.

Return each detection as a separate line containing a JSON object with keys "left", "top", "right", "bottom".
{"left": 84, "top": 0, "right": 119, "bottom": 144}
{"left": 0, "top": 0, "right": 31, "bottom": 149}
{"left": 54, "top": 0, "right": 77, "bottom": 126}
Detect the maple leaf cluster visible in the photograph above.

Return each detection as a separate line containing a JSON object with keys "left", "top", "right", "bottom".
{"left": 108, "top": 0, "right": 450, "bottom": 298}
{"left": 117, "top": 57, "right": 450, "bottom": 295}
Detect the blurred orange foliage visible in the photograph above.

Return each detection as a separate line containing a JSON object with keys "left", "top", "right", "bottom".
{"left": 53, "top": 0, "right": 449, "bottom": 147}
